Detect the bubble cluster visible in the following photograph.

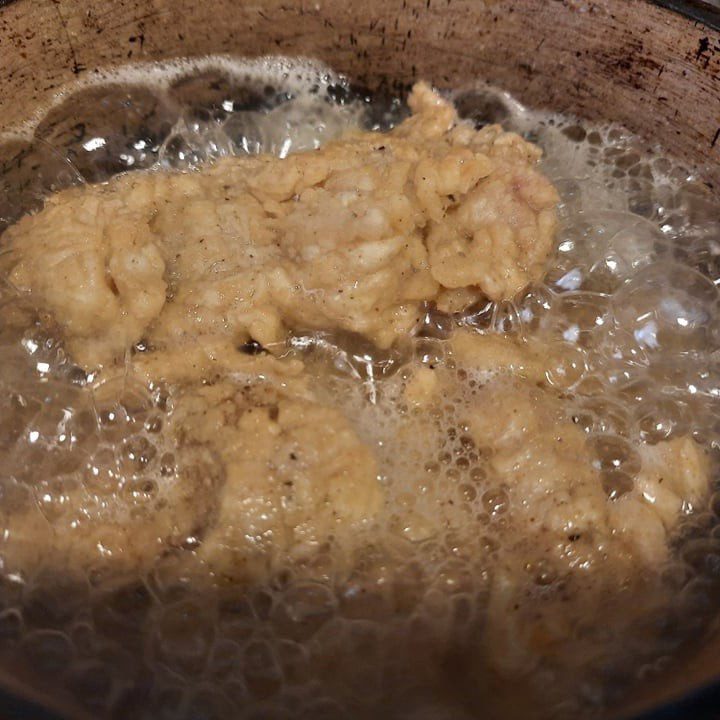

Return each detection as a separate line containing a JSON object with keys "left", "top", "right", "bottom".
{"left": 0, "top": 56, "right": 396, "bottom": 232}
{"left": 0, "top": 59, "right": 718, "bottom": 720}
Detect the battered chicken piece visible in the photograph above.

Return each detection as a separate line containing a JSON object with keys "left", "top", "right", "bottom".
{"left": 446, "top": 331, "right": 709, "bottom": 561}
{"left": 0, "top": 359, "right": 381, "bottom": 582}
{"left": 390, "top": 332, "right": 711, "bottom": 681}
{"left": 5, "top": 83, "right": 558, "bottom": 368}
{"left": 466, "top": 376, "right": 708, "bottom": 569}
{"left": 395, "top": 332, "right": 709, "bottom": 557}
{"left": 432, "top": 338, "right": 709, "bottom": 682}
{"left": 170, "top": 381, "right": 383, "bottom": 581}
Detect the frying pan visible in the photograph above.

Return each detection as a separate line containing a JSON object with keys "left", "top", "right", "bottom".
{"left": 0, "top": 1, "right": 719, "bottom": 718}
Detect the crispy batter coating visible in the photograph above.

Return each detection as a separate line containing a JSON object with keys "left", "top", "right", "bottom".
{"left": 6, "top": 83, "right": 558, "bottom": 368}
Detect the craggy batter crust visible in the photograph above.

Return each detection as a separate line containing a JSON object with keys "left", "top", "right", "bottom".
{"left": 6, "top": 83, "right": 558, "bottom": 368}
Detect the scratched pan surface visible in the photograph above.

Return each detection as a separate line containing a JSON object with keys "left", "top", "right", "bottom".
{"left": 0, "top": 1, "right": 720, "bottom": 719}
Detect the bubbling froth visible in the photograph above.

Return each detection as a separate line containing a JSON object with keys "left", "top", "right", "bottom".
{"left": 0, "top": 57, "right": 719, "bottom": 720}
